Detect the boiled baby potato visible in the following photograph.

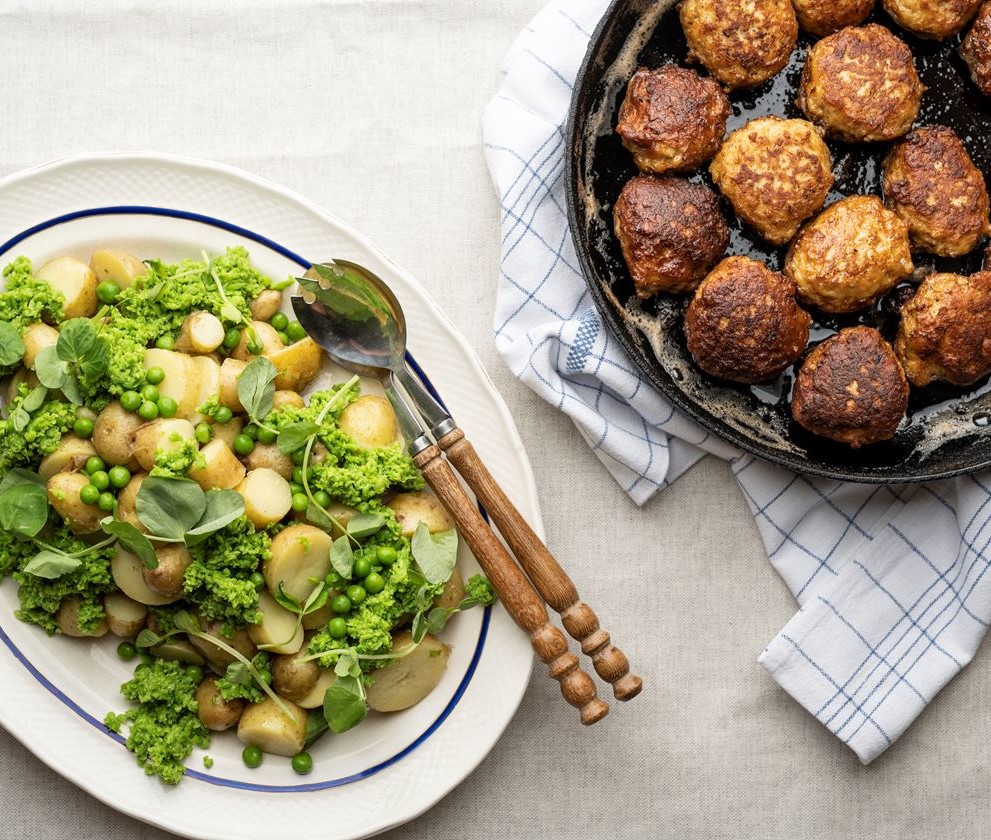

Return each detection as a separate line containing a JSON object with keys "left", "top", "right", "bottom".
{"left": 111, "top": 547, "right": 183, "bottom": 606}
{"left": 89, "top": 248, "right": 147, "bottom": 290}
{"left": 189, "top": 355, "right": 221, "bottom": 423}
{"left": 38, "top": 433, "right": 97, "bottom": 480}
{"left": 142, "top": 349, "right": 200, "bottom": 419}
{"left": 175, "top": 311, "right": 225, "bottom": 354}
{"left": 247, "top": 590, "right": 304, "bottom": 654}
{"left": 151, "top": 638, "right": 205, "bottom": 665}
{"left": 219, "top": 357, "right": 247, "bottom": 412}
{"left": 103, "top": 591, "right": 148, "bottom": 638}
{"left": 237, "top": 696, "right": 307, "bottom": 757}
{"left": 37, "top": 256, "right": 98, "bottom": 320}
{"left": 235, "top": 468, "right": 292, "bottom": 529}
{"left": 232, "top": 321, "right": 283, "bottom": 360}
{"left": 56, "top": 597, "right": 109, "bottom": 638}
{"left": 387, "top": 491, "right": 455, "bottom": 538}
{"left": 296, "top": 667, "right": 337, "bottom": 709}
{"left": 188, "top": 619, "right": 257, "bottom": 672}
{"left": 21, "top": 322, "right": 58, "bottom": 370}
{"left": 188, "top": 438, "right": 245, "bottom": 491}
{"left": 131, "top": 418, "right": 197, "bottom": 472}
{"left": 47, "top": 472, "right": 102, "bottom": 534}
{"left": 249, "top": 290, "right": 283, "bottom": 322}
{"left": 92, "top": 401, "right": 143, "bottom": 469}
{"left": 265, "top": 523, "right": 333, "bottom": 603}
{"left": 272, "top": 652, "right": 321, "bottom": 703}
{"left": 338, "top": 395, "right": 400, "bottom": 450}
{"left": 272, "top": 389, "right": 304, "bottom": 411}
{"left": 434, "top": 565, "right": 466, "bottom": 611}
{"left": 267, "top": 337, "right": 322, "bottom": 392}
{"left": 6, "top": 368, "right": 40, "bottom": 405}
{"left": 244, "top": 443, "right": 293, "bottom": 480}
{"left": 197, "top": 676, "right": 246, "bottom": 731}
{"left": 141, "top": 544, "right": 192, "bottom": 597}
{"left": 365, "top": 631, "right": 450, "bottom": 712}
{"left": 116, "top": 472, "right": 148, "bottom": 533}
{"left": 211, "top": 415, "right": 244, "bottom": 448}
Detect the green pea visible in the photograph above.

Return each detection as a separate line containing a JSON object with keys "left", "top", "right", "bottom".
{"left": 116, "top": 641, "right": 136, "bottom": 661}
{"left": 247, "top": 338, "right": 264, "bottom": 355}
{"left": 291, "top": 752, "right": 313, "bottom": 775}
{"left": 120, "top": 390, "right": 142, "bottom": 412}
{"left": 137, "top": 401, "right": 159, "bottom": 421}
{"left": 376, "top": 546, "right": 397, "bottom": 565}
{"left": 313, "top": 490, "right": 331, "bottom": 509}
{"left": 213, "top": 406, "right": 233, "bottom": 425}
{"left": 346, "top": 585, "right": 366, "bottom": 605}
{"left": 195, "top": 423, "right": 213, "bottom": 444}
{"left": 155, "top": 334, "right": 176, "bottom": 350}
{"left": 352, "top": 557, "right": 372, "bottom": 579}
{"left": 79, "top": 484, "right": 100, "bottom": 506}
{"left": 328, "top": 617, "right": 347, "bottom": 639}
{"left": 292, "top": 466, "right": 306, "bottom": 486}
{"left": 186, "top": 665, "right": 204, "bottom": 684}
{"left": 108, "top": 466, "right": 131, "bottom": 489}
{"left": 85, "top": 456, "right": 106, "bottom": 475}
{"left": 158, "top": 396, "right": 179, "bottom": 418}
{"left": 270, "top": 312, "right": 289, "bottom": 331}
{"left": 233, "top": 434, "right": 255, "bottom": 456}
{"left": 145, "top": 366, "right": 166, "bottom": 385}
{"left": 331, "top": 594, "right": 351, "bottom": 614}
{"left": 244, "top": 423, "right": 259, "bottom": 440}
{"left": 96, "top": 281, "right": 120, "bottom": 305}
{"left": 276, "top": 331, "right": 290, "bottom": 345}
{"left": 249, "top": 571, "right": 265, "bottom": 591}
{"left": 288, "top": 482, "right": 303, "bottom": 496}
{"left": 140, "top": 383, "right": 159, "bottom": 403}
{"left": 286, "top": 321, "right": 307, "bottom": 342}
{"left": 291, "top": 450, "right": 306, "bottom": 466}
{"left": 97, "top": 492, "right": 116, "bottom": 513}
{"left": 222, "top": 327, "right": 242, "bottom": 350}
{"left": 291, "top": 493, "right": 309, "bottom": 513}
{"left": 89, "top": 470, "right": 110, "bottom": 490}
{"left": 73, "top": 417, "right": 94, "bottom": 438}
{"left": 364, "top": 572, "right": 385, "bottom": 594}
{"left": 242, "top": 745, "right": 263, "bottom": 769}
{"left": 257, "top": 426, "right": 277, "bottom": 445}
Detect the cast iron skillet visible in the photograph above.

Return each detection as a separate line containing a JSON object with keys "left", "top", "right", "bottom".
{"left": 565, "top": 0, "right": 991, "bottom": 483}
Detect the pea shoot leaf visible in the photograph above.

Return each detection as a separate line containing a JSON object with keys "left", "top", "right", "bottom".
{"left": 237, "top": 357, "right": 277, "bottom": 422}
{"left": 173, "top": 610, "right": 202, "bottom": 636}
{"left": 34, "top": 345, "right": 69, "bottom": 390}
{"left": 101, "top": 518, "right": 158, "bottom": 569}
{"left": 136, "top": 476, "right": 207, "bottom": 541}
{"left": 330, "top": 535, "right": 354, "bottom": 579}
{"left": 346, "top": 512, "right": 385, "bottom": 539}
{"left": 276, "top": 421, "right": 319, "bottom": 454}
{"left": 135, "top": 628, "right": 165, "bottom": 649}
{"left": 273, "top": 581, "right": 303, "bottom": 614}
{"left": 0, "top": 470, "right": 49, "bottom": 538}
{"left": 304, "top": 714, "right": 329, "bottom": 748}
{"left": 57, "top": 319, "right": 108, "bottom": 382}
{"left": 411, "top": 524, "right": 458, "bottom": 585}
{"left": 322, "top": 675, "right": 366, "bottom": 734}
{"left": 184, "top": 489, "right": 245, "bottom": 545}
{"left": 0, "top": 321, "right": 24, "bottom": 366}
{"left": 21, "top": 385, "right": 48, "bottom": 413}
{"left": 306, "top": 501, "right": 339, "bottom": 533}
{"left": 23, "top": 551, "right": 81, "bottom": 579}
{"left": 224, "top": 661, "right": 251, "bottom": 686}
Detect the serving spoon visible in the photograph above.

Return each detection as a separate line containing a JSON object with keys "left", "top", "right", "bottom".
{"left": 292, "top": 260, "right": 641, "bottom": 703}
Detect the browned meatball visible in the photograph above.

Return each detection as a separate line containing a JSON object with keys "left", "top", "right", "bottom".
{"left": 613, "top": 175, "right": 729, "bottom": 297}
{"left": 709, "top": 116, "right": 833, "bottom": 245}
{"left": 961, "top": 2, "right": 991, "bottom": 97}
{"left": 616, "top": 65, "right": 730, "bottom": 175}
{"left": 792, "top": 0, "right": 875, "bottom": 36}
{"left": 684, "top": 256, "right": 811, "bottom": 383}
{"left": 895, "top": 272, "right": 991, "bottom": 386}
{"left": 882, "top": 127, "right": 991, "bottom": 257}
{"left": 679, "top": 0, "right": 798, "bottom": 89}
{"left": 883, "top": 0, "right": 981, "bottom": 39}
{"left": 797, "top": 24, "right": 924, "bottom": 142}
{"left": 791, "top": 326, "right": 909, "bottom": 447}
{"left": 785, "top": 195, "right": 914, "bottom": 313}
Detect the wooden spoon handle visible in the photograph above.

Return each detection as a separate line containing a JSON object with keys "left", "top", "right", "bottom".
{"left": 413, "top": 443, "right": 609, "bottom": 725}
{"left": 437, "top": 428, "right": 642, "bottom": 701}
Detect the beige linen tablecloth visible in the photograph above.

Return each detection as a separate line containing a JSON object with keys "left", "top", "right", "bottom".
{"left": 0, "top": 2, "right": 987, "bottom": 838}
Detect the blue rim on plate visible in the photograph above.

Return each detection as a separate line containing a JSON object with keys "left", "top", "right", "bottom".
{"left": 0, "top": 205, "right": 491, "bottom": 793}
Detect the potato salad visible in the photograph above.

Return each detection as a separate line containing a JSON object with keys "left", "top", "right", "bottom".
{"left": 0, "top": 247, "right": 494, "bottom": 784}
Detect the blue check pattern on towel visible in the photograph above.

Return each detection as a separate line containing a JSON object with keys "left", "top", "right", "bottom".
{"left": 481, "top": 0, "right": 991, "bottom": 764}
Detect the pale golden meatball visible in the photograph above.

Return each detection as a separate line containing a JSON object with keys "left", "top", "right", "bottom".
{"left": 709, "top": 116, "right": 833, "bottom": 245}
{"left": 882, "top": 127, "right": 991, "bottom": 257}
{"left": 616, "top": 65, "right": 730, "bottom": 175}
{"left": 797, "top": 24, "right": 924, "bottom": 142}
{"left": 613, "top": 175, "right": 729, "bottom": 297}
{"left": 785, "top": 196, "right": 913, "bottom": 313}
{"left": 679, "top": 0, "right": 798, "bottom": 89}
{"left": 883, "top": 0, "right": 981, "bottom": 39}
{"left": 960, "top": 2, "right": 991, "bottom": 97}
{"left": 792, "top": 326, "right": 909, "bottom": 447}
{"left": 895, "top": 272, "right": 991, "bottom": 386}
{"left": 684, "top": 256, "right": 811, "bottom": 383}
{"left": 791, "top": 0, "right": 875, "bottom": 36}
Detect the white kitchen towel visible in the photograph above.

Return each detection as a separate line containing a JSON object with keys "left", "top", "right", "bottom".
{"left": 481, "top": 0, "right": 991, "bottom": 764}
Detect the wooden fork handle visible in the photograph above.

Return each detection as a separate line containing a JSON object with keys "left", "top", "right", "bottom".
{"left": 437, "top": 428, "right": 642, "bottom": 701}
{"left": 413, "top": 443, "right": 608, "bottom": 725}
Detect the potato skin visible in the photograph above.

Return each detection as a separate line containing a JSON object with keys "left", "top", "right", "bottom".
{"left": 219, "top": 358, "right": 248, "bottom": 412}
{"left": 792, "top": 0, "right": 875, "bottom": 36}
{"left": 338, "top": 395, "right": 400, "bottom": 450}
{"left": 960, "top": 3, "right": 991, "bottom": 96}
{"left": 791, "top": 326, "right": 909, "bottom": 447}
{"left": 366, "top": 631, "right": 450, "bottom": 712}
{"left": 21, "top": 322, "right": 58, "bottom": 369}
{"left": 131, "top": 418, "right": 197, "bottom": 472}
{"left": 93, "top": 401, "right": 143, "bottom": 469}
{"left": 232, "top": 321, "right": 284, "bottom": 360}
{"left": 267, "top": 338, "right": 323, "bottom": 392}
{"left": 615, "top": 65, "right": 729, "bottom": 175}
{"left": 249, "top": 290, "right": 283, "bottom": 322}
{"left": 103, "top": 591, "right": 148, "bottom": 638}
{"left": 188, "top": 439, "right": 245, "bottom": 491}
{"left": 111, "top": 547, "right": 183, "bottom": 606}
{"left": 434, "top": 566, "right": 466, "bottom": 611}
{"left": 613, "top": 175, "right": 728, "bottom": 297}
{"left": 47, "top": 472, "right": 102, "bottom": 534}
{"left": 141, "top": 544, "right": 192, "bottom": 597}
{"left": 188, "top": 620, "right": 258, "bottom": 672}
{"left": 882, "top": 127, "right": 990, "bottom": 258}
{"left": 37, "top": 256, "right": 98, "bottom": 320}
{"left": 237, "top": 697, "right": 308, "bottom": 757}
{"left": 244, "top": 442, "right": 294, "bottom": 479}
{"left": 272, "top": 390, "right": 305, "bottom": 411}
{"left": 196, "top": 676, "right": 246, "bottom": 731}
{"left": 89, "top": 248, "right": 147, "bottom": 289}
{"left": 116, "top": 472, "right": 149, "bottom": 534}
{"left": 57, "top": 597, "right": 109, "bottom": 638}
{"left": 37, "top": 433, "right": 97, "bottom": 480}
{"left": 387, "top": 492, "right": 455, "bottom": 537}
{"left": 882, "top": 0, "right": 981, "bottom": 39}
{"left": 272, "top": 653, "right": 321, "bottom": 703}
